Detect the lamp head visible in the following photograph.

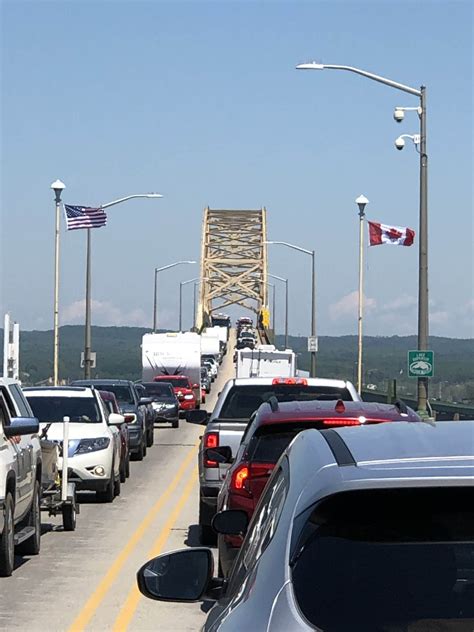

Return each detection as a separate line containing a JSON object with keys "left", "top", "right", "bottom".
{"left": 355, "top": 194, "right": 369, "bottom": 216}
{"left": 295, "top": 62, "right": 325, "bottom": 70}
{"left": 51, "top": 179, "right": 66, "bottom": 202}
{"left": 145, "top": 193, "right": 163, "bottom": 198}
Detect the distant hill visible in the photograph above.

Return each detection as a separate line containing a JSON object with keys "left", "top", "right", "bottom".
{"left": 1, "top": 327, "right": 473, "bottom": 401}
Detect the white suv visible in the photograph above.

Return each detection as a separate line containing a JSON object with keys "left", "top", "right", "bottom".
{"left": 0, "top": 378, "right": 42, "bottom": 577}
{"left": 25, "top": 387, "right": 123, "bottom": 503}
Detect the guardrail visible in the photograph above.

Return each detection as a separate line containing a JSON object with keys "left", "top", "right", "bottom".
{"left": 362, "top": 389, "right": 474, "bottom": 421}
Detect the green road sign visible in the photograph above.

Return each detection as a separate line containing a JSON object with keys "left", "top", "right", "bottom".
{"left": 408, "top": 350, "right": 434, "bottom": 378}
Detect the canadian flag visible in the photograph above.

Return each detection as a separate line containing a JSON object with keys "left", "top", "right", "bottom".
{"left": 368, "top": 221, "right": 415, "bottom": 247}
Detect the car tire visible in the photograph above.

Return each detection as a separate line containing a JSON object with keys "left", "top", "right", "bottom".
{"left": 62, "top": 503, "right": 76, "bottom": 532}
{"left": 18, "top": 480, "right": 41, "bottom": 556}
{"left": 0, "top": 493, "right": 15, "bottom": 577}
{"left": 120, "top": 459, "right": 126, "bottom": 483}
{"left": 172, "top": 419, "right": 179, "bottom": 429}
{"left": 143, "top": 441, "right": 147, "bottom": 457}
{"left": 125, "top": 454, "right": 131, "bottom": 478}
{"left": 114, "top": 474, "right": 121, "bottom": 497}
{"left": 96, "top": 476, "right": 114, "bottom": 503}
{"left": 132, "top": 442, "right": 144, "bottom": 462}
{"left": 199, "top": 498, "right": 217, "bottom": 546}
{"left": 146, "top": 428, "right": 154, "bottom": 448}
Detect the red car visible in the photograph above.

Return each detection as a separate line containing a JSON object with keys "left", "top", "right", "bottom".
{"left": 153, "top": 375, "right": 198, "bottom": 413}
{"left": 212, "top": 398, "right": 421, "bottom": 577}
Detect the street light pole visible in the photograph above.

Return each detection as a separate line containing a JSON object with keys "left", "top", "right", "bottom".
{"left": 153, "top": 261, "right": 196, "bottom": 332}
{"left": 82, "top": 193, "right": 162, "bottom": 378}
{"left": 296, "top": 61, "right": 428, "bottom": 414}
{"left": 50, "top": 179, "right": 65, "bottom": 386}
{"left": 270, "top": 274, "right": 289, "bottom": 349}
{"left": 265, "top": 241, "right": 316, "bottom": 376}
{"left": 355, "top": 195, "right": 369, "bottom": 394}
{"left": 179, "top": 277, "right": 208, "bottom": 332}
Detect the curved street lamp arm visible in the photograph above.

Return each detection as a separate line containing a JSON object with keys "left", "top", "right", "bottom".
{"left": 101, "top": 193, "right": 162, "bottom": 209}
{"left": 296, "top": 62, "right": 421, "bottom": 97}
{"left": 155, "top": 260, "right": 196, "bottom": 273}
{"left": 264, "top": 240, "right": 313, "bottom": 256}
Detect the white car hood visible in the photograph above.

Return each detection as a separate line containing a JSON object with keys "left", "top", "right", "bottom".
{"left": 41, "top": 422, "right": 111, "bottom": 440}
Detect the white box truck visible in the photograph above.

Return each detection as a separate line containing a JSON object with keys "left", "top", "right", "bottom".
{"left": 201, "top": 329, "right": 221, "bottom": 361}
{"left": 236, "top": 346, "right": 296, "bottom": 379}
{"left": 142, "top": 332, "right": 202, "bottom": 403}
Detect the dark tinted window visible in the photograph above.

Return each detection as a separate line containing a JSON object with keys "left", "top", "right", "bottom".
{"left": 10, "top": 384, "right": 34, "bottom": 417}
{"left": 247, "top": 423, "right": 327, "bottom": 463}
{"left": 89, "top": 384, "right": 134, "bottom": 405}
{"left": 291, "top": 488, "right": 474, "bottom": 630}
{"left": 219, "top": 385, "right": 353, "bottom": 419}
{"left": 27, "top": 396, "right": 101, "bottom": 423}
{"left": 142, "top": 383, "right": 174, "bottom": 399}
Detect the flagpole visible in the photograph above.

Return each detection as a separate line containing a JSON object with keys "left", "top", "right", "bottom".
{"left": 356, "top": 195, "right": 369, "bottom": 394}
{"left": 84, "top": 228, "right": 92, "bottom": 379}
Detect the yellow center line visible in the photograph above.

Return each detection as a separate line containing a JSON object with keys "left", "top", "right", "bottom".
{"left": 112, "top": 468, "right": 199, "bottom": 631}
{"left": 68, "top": 442, "right": 199, "bottom": 632}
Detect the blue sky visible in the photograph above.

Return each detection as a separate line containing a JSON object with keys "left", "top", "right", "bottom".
{"left": 1, "top": 0, "right": 472, "bottom": 338}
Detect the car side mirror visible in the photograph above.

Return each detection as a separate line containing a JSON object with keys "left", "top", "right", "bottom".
{"left": 212, "top": 509, "right": 248, "bottom": 536}
{"left": 205, "top": 446, "right": 233, "bottom": 464}
{"left": 139, "top": 397, "right": 153, "bottom": 405}
{"left": 4, "top": 417, "right": 39, "bottom": 437}
{"left": 186, "top": 410, "right": 209, "bottom": 425}
{"left": 137, "top": 548, "right": 220, "bottom": 602}
{"left": 108, "top": 413, "right": 125, "bottom": 426}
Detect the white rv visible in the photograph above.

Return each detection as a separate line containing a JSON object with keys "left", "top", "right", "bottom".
{"left": 142, "top": 332, "right": 202, "bottom": 403}
{"left": 200, "top": 329, "right": 221, "bottom": 361}
{"left": 236, "top": 346, "right": 296, "bottom": 379}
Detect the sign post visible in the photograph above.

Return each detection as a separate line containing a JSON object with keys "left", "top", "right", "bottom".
{"left": 408, "top": 350, "right": 434, "bottom": 378}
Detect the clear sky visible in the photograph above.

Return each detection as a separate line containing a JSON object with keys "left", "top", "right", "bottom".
{"left": 1, "top": 0, "right": 472, "bottom": 338}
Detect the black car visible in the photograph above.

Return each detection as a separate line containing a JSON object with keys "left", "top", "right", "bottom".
{"left": 71, "top": 379, "right": 154, "bottom": 459}
{"left": 141, "top": 382, "right": 180, "bottom": 429}
{"left": 200, "top": 367, "right": 211, "bottom": 394}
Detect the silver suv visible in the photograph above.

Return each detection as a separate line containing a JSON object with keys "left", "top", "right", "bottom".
{"left": 0, "top": 379, "right": 42, "bottom": 577}
{"left": 139, "top": 420, "right": 474, "bottom": 630}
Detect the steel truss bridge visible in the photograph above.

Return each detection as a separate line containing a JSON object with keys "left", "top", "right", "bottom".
{"left": 196, "top": 208, "right": 270, "bottom": 331}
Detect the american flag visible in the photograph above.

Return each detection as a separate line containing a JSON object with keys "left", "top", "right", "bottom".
{"left": 64, "top": 205, "right": 107, "bottom": 230}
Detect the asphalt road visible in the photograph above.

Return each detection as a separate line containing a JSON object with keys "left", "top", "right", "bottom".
{"left": 0, "top": 340, "right": 236, "bottom": 632}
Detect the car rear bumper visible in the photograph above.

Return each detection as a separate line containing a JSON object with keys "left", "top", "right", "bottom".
{"left": 179, "top": 400, "right": 197, "bottom": 411}
{"left": 127, "top": 425, "right": 144, "bottom": 450}
{"left": 218, "top": 536, "right": 240, "bottom": 578}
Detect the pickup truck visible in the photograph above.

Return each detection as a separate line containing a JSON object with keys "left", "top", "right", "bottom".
{"left": 187, "top": 376, "right": 360, "bottom": 544}
{"left": 0, "top": 378, "right": 42, "bottom": 576}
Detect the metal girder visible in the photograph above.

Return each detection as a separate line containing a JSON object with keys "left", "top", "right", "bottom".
{"left": 197, "top": 208, "right": 268, "bottom": 328}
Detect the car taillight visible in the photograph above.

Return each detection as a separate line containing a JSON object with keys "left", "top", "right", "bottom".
{"left": 323, "top": 418, "right": 361, "bottom": 426}
{"left": 272, "top": 377, "right": 307, "bottom": 386}
{"left": 204, "top": 432, "right": 219, "bottom": 467}
{"left": 231, "top": 462, "right": 274, "bottom": 496}
{"left": 124, "top": 413, "right": 137, "bottom": 423}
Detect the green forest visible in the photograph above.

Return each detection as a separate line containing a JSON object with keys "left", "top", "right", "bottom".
{"left": 2, "top": 326, "right": 473, "bottom": 403}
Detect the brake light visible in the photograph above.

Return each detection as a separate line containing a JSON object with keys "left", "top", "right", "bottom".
{"left": 123, "top": 413, "right": 137, "bottom": 423}
{"left": 272, "top": 377, "right": 308, "bottom": 386}
{"left": 335, "top": 400, "right": 345, "bottom": 413}
{"left": 323, "top": 418, "right": 361, "bottom": 426}
{"left": 231, "top": 462, "right": 275, "bottom": 496}
{"left": 233, "top": 465, "right": 249, "bottom": 490}
{"left": 204, "top": 432, "right": 219, "bottom": 467}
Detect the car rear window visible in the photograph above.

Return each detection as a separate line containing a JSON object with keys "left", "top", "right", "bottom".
{"left": 291, "top": 488, "right": 474, "bottom": 629}
{"left": 142, "top": 383, "right": 174, "bottom": 399}
{"left": 219, "top": 385, "right": 353, "bottom": 419}
{"left": 246, "top": 423, "right": 327, "bottom": 463}
{"left": 27, "top": 396, "right": 101, "bottom": 423}
{"left": 155, "top": 378, "right": 190, "bottom": 388}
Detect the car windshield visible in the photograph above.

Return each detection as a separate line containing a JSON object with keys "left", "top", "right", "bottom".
{"left": 201, "top": 369, "right": 208, "bottom": 378}
{"left": 219, "top": 385, "right": 353, "bottom": 419}
{"left": 291, "top": 488, "right": 474, "bottom": 630}
{"left": 156, "top": 378, "right": 190, "bottom": 388}
{"left": 27, "top": 396, "right": 101, "bottom": 423}
{"left": 142, "top": 383, "right": 175, "bottom": 400}
{"left": 90, "top": 384, "right": 134, "bottom": 405}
